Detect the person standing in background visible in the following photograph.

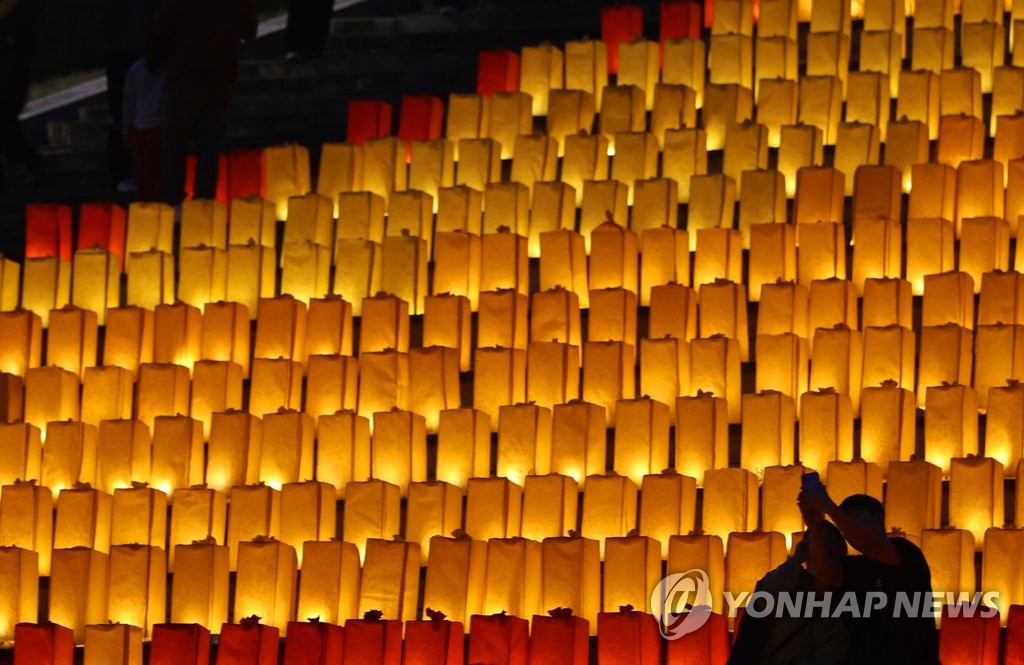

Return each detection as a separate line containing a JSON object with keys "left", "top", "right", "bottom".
{"left": 121, "top": 25, "right": 166, "bottom": 201}
{"left": 156, "top": 0, "right": 257, "bottom": 206}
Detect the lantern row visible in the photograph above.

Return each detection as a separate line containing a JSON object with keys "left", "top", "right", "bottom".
{"left": 1, "top": 473, "right": 1022, "bottom": 642}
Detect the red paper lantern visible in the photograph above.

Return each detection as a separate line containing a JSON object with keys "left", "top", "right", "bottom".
{"left": 601, "top": 5, "right": 644, "bottom": 74}
{"left": 24, "top": 204, "right": 72, "bottom": 262}
{"left": 347, "top": 100, "right": 393, "bottom": 146}
{"left": 227, "top": 149, "right": 267, "bottom": 201}
{"left": 216, "top": 619, "right": 279, "bottom": 665}
{"left": 477, "top": 50, "right": 521, "bottom": 96}
{"left": 398, "top": 96, "right": 445, "bottom": 145}
{"left": 1006, "top": 605, "right": 1024, "bottom": 665}
{"left": 665, "top": 611, "right": 730, "bottom": 664}
{"left": 341, "top": 614, "right": 402, "bottom": 665}
{"left": 660, "top": 1, "right": 702, "bottom": 43}
{"left": 150, "top": 623, "right": 211, "bottom": 665}
{"left": 468, "top": 613, "right": 529, "bottom": 665}
{"left": 597, "top": 610, "right": 662, "bottom": 664}
{"left": 528, "top": 611, "right": 589, "bottom": 665}
{"left": 13, "top": 622, "right": 74, "bottom": 665}
{"left": 282, "top": 619, "right": 344, "bottom": 665}
{"left": 77, "top": 203, "right": 127, "bottom": 271}
{"left": 938, "top": 605, "right": 1000, "bottom": 665}
{"left": 402, "top": 613, "right": 464, "bottom": 665}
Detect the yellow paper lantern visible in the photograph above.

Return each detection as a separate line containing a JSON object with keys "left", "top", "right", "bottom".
{"left": 423, "top": 294, "right": 471, "bottom": 371}
{"left": 580, "top": 474, "right": 637, "bottom": 558}
{"left": 96, "top": 420, "right": 151, "bottom": 494}
{"left": 675, "top": 393, "right": 729, "bottom": 481}
{"left": 341, "top": 479, "right": 400, "bottom": 560}
{"left": 250, "top": 358, "right": 304, "bottom": 417}
{"left": 125, "top": 250, "right": 172, "bottom": 311}
{"left": 259, "top": 409, "right": 315, "bottom": 490}
{"left": 693, "top": 228, "right": 743, "bottom": 287}
{"left": 510, "top": 135, "right": 557, "bottom": 196}
{"left": 436, "top": 408, "right": 491, "bottom": 488}
{"left": 496, "top": 403, "right": 552, "bottom": 486}
{"left": 358, "top": 538, "right": 421, "bottom": 620}
{"left": 227, "top": 484, "right": 281, "bottom": 570}
{"left": 280, "top": 481, "right": 336, "bottom": 563}
{"left": 436, "top": 186, "right": 481, "bottom": 234}
{"left": 638, "top": 472, "right": 697, "bottom": 557}
{"left": 42, "top": 421, "right": 97, "bottom": 495}
{"left": 973, "top": 324, "right": 1024, "bottom": 410}
{"left": 639, "top": 337, "right": 690, "bottom": 420}
{"left": 107, "top": 544, "right": 166, "bottom": 637}
{"left": 264, "top": 144, "right": 311, "bottom": 220}
{"left": 315, "top": 410, "right": 370, "bottom": 498}
{"left": 702, "top": 83, "right": 753, "bottom": 151}
{"left": 447, "top": 94, "right": 490, "bottom": 155}
{"left": 762, "top": 465, "right": 806, "bottom": 548}
{"left": 726, "top": 532, "right": 788, "bottom": 609}
{"left": 667, "top": 534, "right": 726, "bottom": 613}
{"left": 980, "top": 528, "right": 1024, "bottom": 623}
{"left": 649, "top": 283, "right": 698, "bottom": 340}
{"left": 526, "top": 341, "right": 580, "bottom": 411}
{"left": 167, "top": 486, "right": 227, "bottom": 569}
{"left": 0, "top": 310, "right": 41, "bottom": 377}
{"left": 583, "top": 341, "right": 636, "bottom": 425}
{"left": 297, "top": 539, "right": 361, "bottom": 624}
{"left": 110, "top": 485, "right": 166, "bottom": 547}
{"left": 465, "top": 477, "right": 522, "bottom": 541}
{"left": 472, "top": 347, "right": 525, "bottom": 429}
{"left": 799, "top": 389, "right": 854, "bottom": 476}
{"left": 860, "top": 381, "right": 916, "bottom": 468}
{"left": 170, "top": 540, "right": 229, "bottom": 630}
{"left": 949, "top": 456, "right": 1003, "bottom": 549}
{"left": 0, "top": 480, "right": 53, "bottom": 574}
{"left": 49, "top": 547, "right": 109, "bottom": 643}
{"left": 405, "top": 480, "right": 463, "bottom": 558}
{"left": 304, "top": 355, "right": 358, "bottom": 427}
{"left": 662, "top": 128, "right": 707, "bottom": 203}
{"left": 613, "top": 398, "right": 670, "bottom": 486}
{"left": 689, "top": 336, "right": 741, "bottom": 422}
{"left": 201, "top": 301, "right": 251, "bottom": 376}
{"left": 235, "top": 538, "right": 297, "bottom": 631}
{"left": 254, "top": 295, "right": 307, "bottom": 364}
{"left": 528, "top": 182, "right": 577, "bottom": 257}
{"left": 985, "top": 380, "right": 1024, "bottom": 472}
{"left": 71, "top": 248, "right": 119, "bottom": 326}
{"left": 206, "top": 410, "right": 262, "bottom": 495}
{"left": 82, "top": 366, "right": 134, "bottom": 428}
{"left": 921, "top": 529, "right": 975, "bottom": 620}
{"left": 740, "top": 392, "right": 796, "bottom": 477}
{"left": 317, "top": 143, "right": 363, "bottom": 217}
{"left": 482, "top": 536, "right": 541, "bottom": 617}
{"left": 0, "top": 546, "right": 38, "bottom": 640}
{"left": 190, "top": 360, "right": 243, "bottom": 439}
{"left": 24, "top": 366, "right": 80, "bottom": 437}
{"left": 151, "top": 415, "right": 204, "bottom": 497}
{"left": 809, "top": 326, "right": 863, "bottom": 413}
{"left": 371, "top": 408, "right": 427, "bottom": 495}
{"left": 487, "top": 92, "right": 532, "bottom": 160}
{"left": 432, "top": 232, "right": 481, "bottom": 309}
{"left": 0, "top": 423, "right": 40, "bottom": 488}
{"left": 333, "top": 239, "right": 382, "bottom": 316}
{"left": 229, "top": 196, "right": 277, "bottom": 247}
{"left": 702, "top": 468, "right": 758, "bottom": 543}
{"left": 521, "top": 473, "right": 578, "bottom": 541}
{"left": 540, "top": 535, "right": 601, "bottom": 632}
{"left": 698, "top": 279, "right": 749, "bottom": 360}
{"left": 777, "top": 123, "right": 823, "bottom": 197}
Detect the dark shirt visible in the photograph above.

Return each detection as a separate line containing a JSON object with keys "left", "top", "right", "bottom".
{"left": 154, "top": 0, "right": 257, "bottom": 86}
{"left": 839, "top": 537, "right": 941, "bottom": 665}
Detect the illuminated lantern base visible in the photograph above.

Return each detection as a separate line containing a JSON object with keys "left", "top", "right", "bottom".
{"left": 150, "top": 624, "right": 211, "bottom": 665}
{"left": 13, "top": 622, "right": 74, "bottom": 665}
{"left": 283, "top": 620, "right": 343, "bottom": 665}
{"left": 468, "top": 613, "right": 529, "bottom": 665}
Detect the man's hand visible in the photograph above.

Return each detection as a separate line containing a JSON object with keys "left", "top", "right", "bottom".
{"left": 797, "top": 483, "right": 836, "bottom": 516}
{"left": 800, "top": 505, "right": 824, "bottom": 527}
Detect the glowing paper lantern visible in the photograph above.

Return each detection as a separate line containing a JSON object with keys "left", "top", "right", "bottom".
{"left": 580, "top": 474, "right": 638, "bottom": 560}
{"left": 0, "top": 423, "right": 39, "bottom": 487}
{"left": 405, "top": 480, "right": 462, "bottom": 559}
{"left": 110, "top": 485, "right": 166, "bottom": 547}
{"left": 702, "top": 468, "right": 758, "bottom": 543}
{"left": 387, "top": 190, "right": 435, "bottom": 256}
{"left": 125, "top": 250, "right": 173, "bottom": 311}
{"left": 71, "top": 247, "right": 119, "bottom": 325}
{"left": 423, "top": 295, "right": 471, "bottom": 371}
{"left": 693, "top": 228, "right": 742, "bottom": 287}
{"left": 510, "top": 135, "right": 557, "bottom": 195}
{"left": 205, "top": 411, "right": 262, "bottom": 495}
{"left": 862, "top": 325, "right": 915, "bottom": 394}
{"left": 422, "top": 537, "right": 486, "bottom": 629}
{"left": 201, "top": 302, "right": 251, "bottom": 377}
{"left": 547, "top": 91, "right": 596, "bottom": 158}
{"left": 687, "top": 175, "right": 736, "bottom": 244}
{"left": 151, "top": 416, "right": 204, "bottom": 497}
{"left": 662, "top": 128, "right": 707, "bottom": 203}
{"left": 639, "top": 337, "right": 689, "bottom": 420}
{"left": 96, "top": 420, "right": 150, "bottom": 494}
{"left": 667, "top": 533, "right": 726, "bottom": 612}
{"left": 42, "top": 423, "right": 97, "bottom": 498}
{"left": 278, "top": 481, "right": 334, "bottom": 567}
{"left": 981, "top": 528, "right": 1024, "bottom": 623}
{"left": 24, "top": 367, "right": 80, "bottom": 438}
{"left": 698, "top": 279, "right": 749, "bottom": 360}
{"left": 465, "top": 477, "right": 522, "bottom": 542}
{"left": 341, "top": 480, "right": 400, "bottom": 559}
{"left": 171, "top": 541, "right": 229, "bottom": 631}
{"left": 357, "top": 538, "right": 421, "bottom": 621}
{"left": 296, "top": 541, "right": 360, "bottom": 626}
{"left": 0, "top": 373, "right": 21, "bottom": 425}
{"left": 885, "top": 459, "right": 942, "bottom": 540}
{"left": 21, "top": 257, "right": 71, "bottom": 327}
{"left": 0, "top": 546, "right": 38, "bottom": 640}
{"left": 637, "top": 472, "right": 697, "bottom": 558}
{"left": 948, "top": 456, "right": 1003, "bottom": 549}
{"left": 225, "top": 244, "right": 276, "bottom": 320}
{"left": 49, "top": 547, "right": 109, "bottom": 642}
{"left": 432, "top": 232, "right": 481, "bottom": 310}
{"left": 528, "top": 182, "right": 576, "bottom": 256}
{"left": 921, "top": 528, "right": 975, "bottom": 603}
{"left": 740, "top": 392, "right": 796, "bottom": 476}
{"left": 525, "top": 341, "right": 580, "bottom": 411}
{"left": 862, "top": 278, "right": 912, "bottom": 329}
{"left": 0, "top": 255, "right": 19, "bottom": 311}
{"left": 258, "top": 409, "right": 314, "bottom": 490}
{"left": 234, "top": 538, "right": 297, "bottom": 632}
{"left": 471, "top": 347, "right": 525, "bottom": 428}
{"left": 860, "top": 381, "right": 916, "bottom": 469}
{"left": 227, "top": 484, "right": 281, "bottom": 570}
{"left": 754, "top": 334, "right": 808, "bottom": 406}
{"left": 0, "top": 480, "right": 53, "bottom": 575}
{"left": 675, "top": 393, "right": 729, "bottom": 481}
{"left": 107, "top": 544, "right": 166, "bottom": 638}
{"left": 316, "top": 143, "right": 363, "bottom": 218}
{"left": 370, "top": 409, "right": 426, "bottom": 496}
{"left": 777, "top": 124, "right": 823, "bottom": 197}
{"left": 689, "top": 336, "right": 741, "bottom": 422}
{"left": 304, "top": 355, "right": 358, "bottom": 427}
{"left": 315, "top": 410, "right": 370, "bottom": 498}
{"left": 249, "top": 358, "right": 304, "bottom": 417}
{"left": 726, "top": 531, "right": 788, "bottom": 611}
{"left": 83, "top": 624, "right": 142, "bottom": 665}
{"left": 215, "top": 620, "right": 278, "bottom": 665}
{"left": 435, "top": 414, "right": 490, "bottom": 488}
{"left": 761, "top": 465, "right": 806, "bottom": 547}
{"left": 167, "top": 487, "right": 227, "bottom": 569}
{"left": 520, "top": 474, "right": 578, "bottom": 542}
{"left": 985, "top": 381, "right": 1024, "bottom": 473}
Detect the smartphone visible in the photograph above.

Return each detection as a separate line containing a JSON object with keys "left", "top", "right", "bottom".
{"left": 801, "top": 471, "right": 823, "bottom": 492}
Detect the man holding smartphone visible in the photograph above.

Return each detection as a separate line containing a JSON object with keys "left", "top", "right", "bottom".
{"left": 798, "top": 484, "right": 941, "bottom": 665}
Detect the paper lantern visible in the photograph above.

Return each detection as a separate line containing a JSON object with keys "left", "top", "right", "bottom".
{"left": 799, "top": 389, "right": 854, "bottom": 476}
{"left": 49, "top": 547, "right": 109, "bottom": 642}
{"left": 777, "top": 124, "right": 823, "bottom": 197}
{"left": 611, "top": 131, "right": 659, "bottom": 203}
{"left": 436, "top": 409, "right": 490, "bottom": 488}
{"left": 296, "top": 542, "right": 360, "bottom": 626}
{"left": 545, "top": 402, "right": 604, "bottom": 488}
{"left": 41, "top": 423, "right": 97, "bottom": 498}
{"left": 759, "top": 465, "right": 805, "bottom": 548}
{"left": 0, "top": 255, "right": 19, "bottom": 312}
{"left": 579, "top": 181, "right": 629, "bottom": 251}
{"left": 363, "top": 137, "right": 407, "bottom": 206}
{"left": 386, "top": 191, "right": 434, "bottom": 260}
{"left": 280, "top": 481, "right": 334, "bottom": 566}
{"left": 81, "top": 366, "right": 133, "bottom": 429}
{"left": 435, "top": 186, "right": 480, "bottom": 231}
{"left": 125, "top": 250, "right": 173, "bottom": 311}
{"left": 726, "top": 531, "right": 788, "bottom": 613}
{"left": 0, "top": 423, "right": 39, "bottom": 488}
{"left": 637, "top": 472, "right": 696, "bottom": 556}
{"left": 698, "top": 280, "right": 749, "bottom": 360}
{"left": 224, "top": 244, "right": 276, "bottom": 320}
{"left": 639, "top": 337, "right": 689, "bottom": 420}
{"left": 227, "top": 484, "right": 281, "bottom": 571}
{"left": 471, "top": 347, "right": 525, "bottom": 428}
{"left": 407, "top": 141, "right": 454, "bottom": 214}
{"left": 263, "top": 144, "right": 311, "bottom": 221}
{"left": 611, "top": 398, "right": 669, "bottom": 485}
{"left": 280, "top": 240, "right": 331, "bottom": 305}
{"left": 315, "top": 410, "right": 369, "bottom": 498}
{"left": 258, "top": 409, "right": 314, "bottom": 490}
{"left": 468, "top": 612, "right": 529, "bottom": 665}
{"left": 688, "top": 175, "right": 736, "bottom": 246}
{"left": 336, "top": 192, "right": 385, "bottom": 244}
{"left": 518, "top": 44, "right": 563, "bottom": 116}
{"left": 651, "top": 85, "right": 697, "bottom": 150}
{"left": 861, "top": 278, "right": 912, "bottom": 330}
{"left": 149, "top": 416, "right": 203, "bottom": 498}
{"left": 78, "top": 202, "right": 126, "bottom": 269}
{"left": 978, "top": 270, "right": 1024, "bottom": 328}
{"left": 303, "top": 357, "right": 357, "bottom": 430}
{"left": 423, "top": 535, "right": 486, "bottom": 625}
{"left": 167, "top": 487, "right": 227, "bottom": 569}
{"left": 250, "top": 358, "right": 304, "bottom": 417}
{"left": 234, "top": 539, "right": 297, "bottom": 632}
{"left": 316, "top": 144, "right": 364, "bottom": 218}
{"left": 432, "top": 231, "right": 481, "bottom": 310}
{"left": 0, "top": 547, "right": 38, "bottom": 640}
{"left": 648, "top": 283, "right": 698, "bottom": 341}
{"left": 528, "top": 182, "right": 576, "bottom": 257}
{"left": 520, "top": 474, "right": 578, "bottom": 542}
{"left": 662, "top": 37, "right": 705, "bottom": 108}
{"left": 675, "top": 393, "right": 729, "bottom": 481}
{"left": 510, "top": 135, "right": 557, "bottom": 196}
{"left": 702, "top": 83, "right": 753, "bottom": 151}
{"left": 578, "top": 474, "right": 636, "bottom": 560}
{"left": 537, "top": 538, "right": 599, "bottom": 634}
{"left": 495, "top": 403, "right": 552, "bottom": 487}
{"left": 405, "top": 481, "right": 462, "bottom": 559}
{"left": 588, "top": 221, "right": 640, "bottom": 292}
{"left": 937, "top": 115, "right": 986, "bottom": 169}
{"left": 465, "top": 477, "right": 522, "bottom": 542}
{"left": 862, "top": 325, "right": 916, "bottom": 393}
{"left": 370, "top": 409, "right": 426, "bottom": 496}
{"left": 341, "top": 480, "right": 400, "bottom": 560}
{"left": 808, "top": 325, "right": 863, "bottom": 413}
{"left": 796, "top": 76, "right": 842, "bottom": 148}
{"left": 948, "top": 456, "right": 1003, "bottom": 550}
{"left": 846, "top": 73, "right": 890, "bottom": 140}
{"left": 481, "top": 184, "right": 528, "bottom": 242}
{"left": 756, "top": 281, "right": 809, "bottom": 339}
{"left": 22, "top": 257, "right": 71, "bottom": 327}
{"left": 582, "top": 342, "right": 635, "bottom": 425}
{"left": 95, "top": 421, "right": 150, "bottom": 494}
{"left": 110, "top": 485, "right": 166, "bottom": 548}
{"left": 125, "top": 202, "right": 173, "bottom": 255}
{"left": 693, "top": 228, "right": 742, "bottom": 288}
{"left": 70, "top": 248, "right": 119, "bottom": 326}
{"left": 380, "top": 234, "right": 428, "bottom": 315}
{"left": 454, "top": 138, "right": 500, "bottom": 195}
{"left": 922, "top": 273, "right": 975, "bottom": 332}
{"left": 0, "top": 379, "right": 19, "bottom": 425}
{"left": 537, "top": 230, "right": 587, "bottom": 308}
{"left": 13, "top": 622, "right": 74, "bottom": 664}
{"left": 215, "top": 620, "right": 278, "bottom": 665}
{"left": 961, "top": 22, "right": 1004, "bottom": 93}
{"left": 909, "top": 27, "right": 953, "bottom": 81}
{"left": 0, "top": 480, "right": 52, "bottom": 575}
{"left": 666, "top": 533, "right": 726, "bottom": 613}
{"left": 834, "top": 123, "right": 881, "bottom": 193}
{"left": 806, "top": 32, "right": 851, "bottom": 99}
{"left": 662, "top": 128, "right": 707, "bottom": 203}
{"left": 357, "top": 538, "right": 421, "bottom": 621}
{"left": 754, "top": 334, "right": 808, "bottom": 408}
{"left": 702, "top": 468, "right": 758, "bottom": 543}
{"left": 859, "top": 381, "right": 916, "bottom": 469}
{"left": 974, "top": 324, "right": 1024, "bottom": 411}
{"left": 883, "top": 121, "right": 929, "bottom": 194}
{"left": 793, "top": 166, "right": 844, "bottom": 226}
{"left": 986, "top": 381, "right": 1024, "bottom": 473}
{"left": 740, "top": 392, "right": 796, "bottom": 477}
{"left": 23, "top": 367, "right": 79, "bottom": 438}
{"left": 905, "top": 219, "right": 955, "bottom": 296}
{"left": 921, "top": 528, "right": 976, "bottom": 604}
{"left": 981, "top": 528, "right": 1024, "bottom": 622}
{"left": 739, "top": 173, "right": 787, "bottom": 252}
{"left": 477, "top": 49, "right": 520, "bottom": 96}
{"left": 422, "top": 295, "right": 471, "bottom": 372}
{"left": 922, "top": 383, "right": 979, "bottom": 476}
{"left": 860, "top": 30, "right": 901, "bottom": 96}
{"left": 546, "top": 92, "right": 596, "bottom": 162}
{"left": 689, "top": 336, "right": 742, "bottom": 422}
{"left": 884, "top": 459, "right": 937, "bottom": 541}
{"left": 83, "top": 624, "right": 143, "bottom": 665}
{"left": 485, "top": 92, "right": 532, "bottom": 161}
{"left": 447, "top": 94, "right": 490, "bottom": 158}
{"left": 170, "top": 541, "right": 229, "bottom": 631}
{"left": 107, "top": 544, "right": 166, "bottom": 638}
{"left": 525, "top": 341, "right": 580, "bottom": 412}
{"left": 956, "top": 160, "right": 1005, "bottom": 238}
{"left": 755, "top": 79, "right": 798, "bottom": 151}
{"left": 205, "top": 411, "right": 262, "bottom": 495}
{"left": 201, "top": 301, "right": 251, "bottom": 379}
{"left": 588, "top": 289, "right": 638, "bottom": 347}
{"left": 597, "top": 609, "right": 662, "bottom": 665}
{"left": 189, "top": 361, "right": 242, "bottom": 439}
{"left": 403, "top": 615, "right": 464, "bottom": 665}
{"left": 1006, "top": 605, "right": 1024, "bottom": 663}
